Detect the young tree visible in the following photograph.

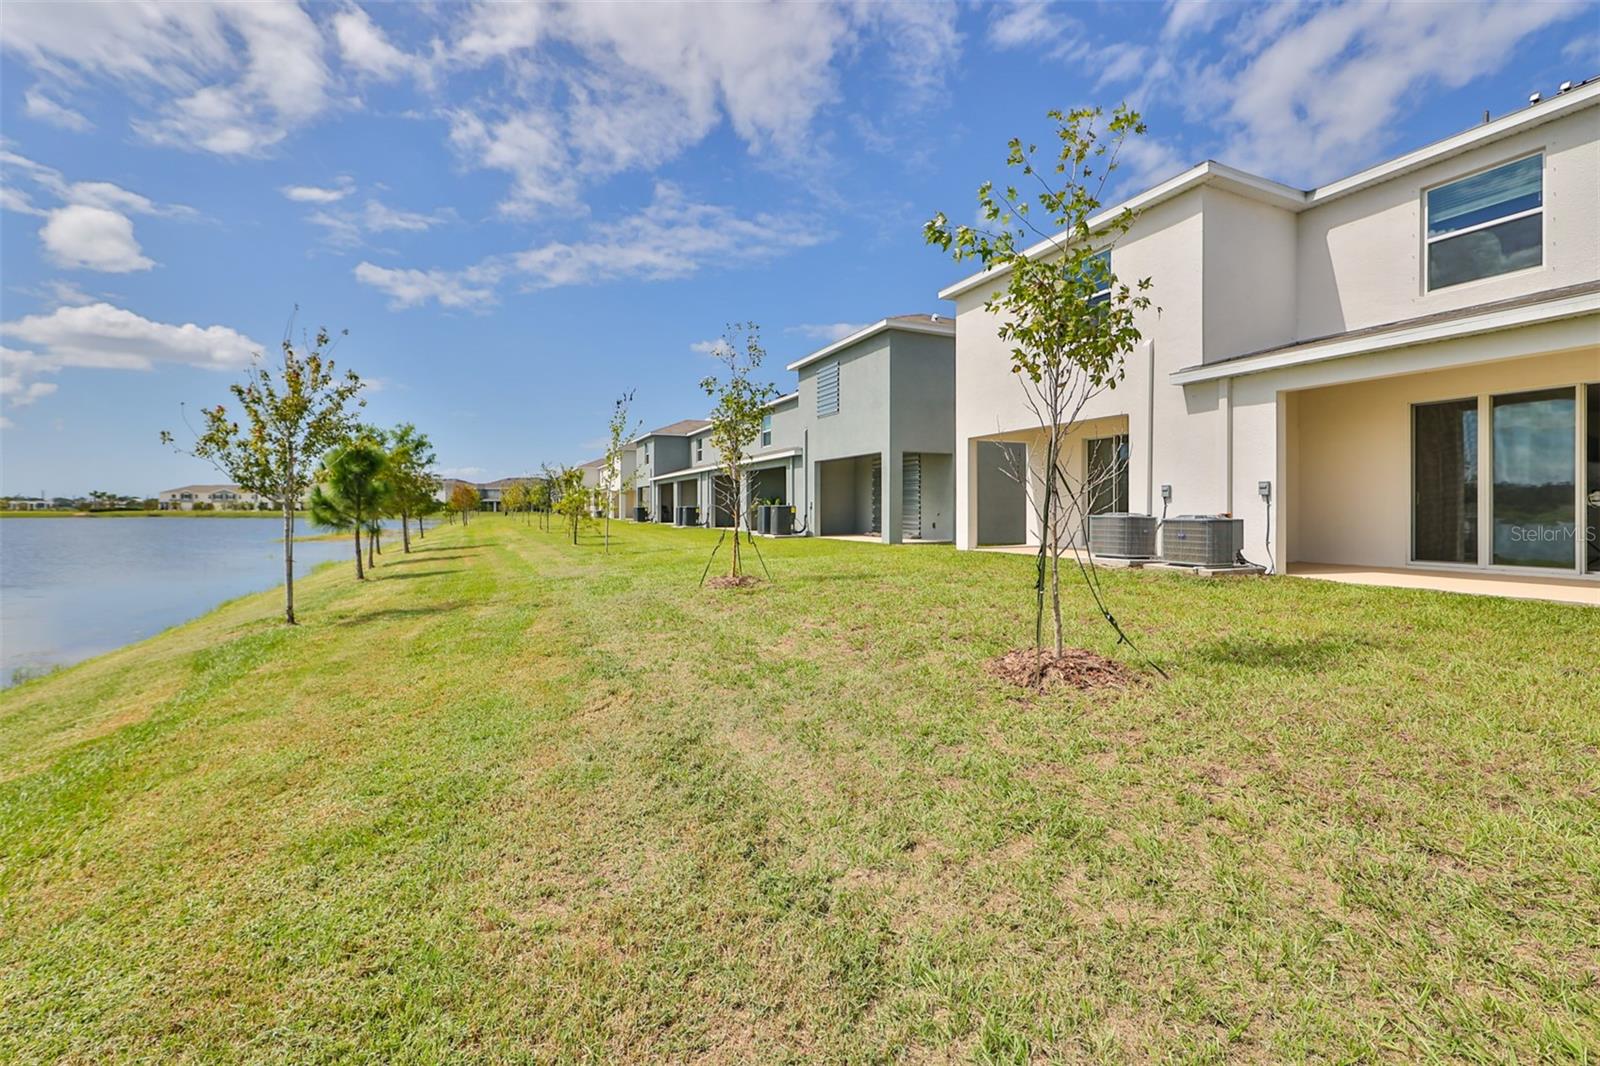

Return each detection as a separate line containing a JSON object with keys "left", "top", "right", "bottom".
{"left": 699, "top": 323, "right": 777, "bottom": 581}
{"left": 163, "top": 324, "right": 364, "bottom": 624}
{"left": 529, "top": 477, "right": 552, "bottom": 530}
{"left": 449, "top": 482, "right": 480, "bottom": 524}
{"left": 309, "top": 438, "right": 389, "bottom": 580}
{"left": 600, "top": 390, "right": 642, "bottom": 554}
{"left": 501, "top": 480, "right": 529, "bottom": 521}
{"left": 925, "top": 105, "right": 1154, "bottom": 664}
{"left": 415, "top": 491, "right": 441, "bottom": 538}
{"left": 548, "top": 466, "right": 587, "bottom": 545}
{"left": 385, "top": 423, "right": 438, "bottom": 554}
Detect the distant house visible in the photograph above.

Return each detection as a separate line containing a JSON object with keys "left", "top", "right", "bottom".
{"left": 633, "top": 419, "right": 711, "bottom": 523}
{"left": 436, "top": 475, "right": 542, "bottom": 512}
{"left": 157, "top": 484, "right": 278, "bottom": 510}
{"left": 2, "top": 495, "right": 49, "bottom": 511}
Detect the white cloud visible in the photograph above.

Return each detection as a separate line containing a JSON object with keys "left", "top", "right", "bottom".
{"left": 0, "top": 304, "right": 260, "bottom": 411}
{"left": 451, "top": 3, "right": 547, "bottom": 64}
{"left": 988, "top": 2, "right": 1084, "bottom": 61}
{"left": 689, "top": 338, "right": 734, "bottom": 358}
{"left": 353, "top": 261, "right": 502, "bottom": 310}
{"left": 282, "top": 180, "right": 354, "bottom": 204}
{"left": 0, "top": 186, "right": 46, "bottom": 217}
{"left": 446, "top": 108, "right": 578, "bottom": 216}
{"left": 333, "top": 5, "right": 432, "bottom": 85}
{"left": 1162, "top": 0, "right": 1229, "bottom": 41}
{"left": 513, "top": 181, "right": 826, "bottom": 288}
{"left": 0, "top": 348, "right": 60, "bottom": 407}
{"left": 29, "top": 280, "right": 98, "bottom": 307}
{"left": 2, "top": 1, "right": 330, "bottom": 156}
{"left": 308, "top": 197, "right": 451, "bottom": 248}
{"left": 443, "top": 1, "right": 959, "bottom": 216}
{"left": 23, "top": 89, "right": 91, "bottom": 131}
{"left": 789, "top": 322, "right": 868, "bottom": 343}
{"left": 1, "top": 303, "right": 259, "bottom": 371}
{"left": 40, "top": 205, "right": 155, "bottom": 273}
{"left": 1559, "top": 31, "right": 1599, "bottom": 64}
{"left": 435, "top": 465, "right": 486, "bottom": 480}
{"left": 362, "top": 199, "right": 446, "bottom": 233}
{"left": 3, "top": 148, "right": 195, "bottom": 270}
{"left": 357, "top": 180, "right": 827, "bottom": 307}
{"left": 1210, "top": 0, "right": 1589, "bottom": 182}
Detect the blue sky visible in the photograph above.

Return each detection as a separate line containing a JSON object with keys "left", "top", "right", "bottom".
{"left": 2, "top": 0, "right": 1595, "bottom": 496}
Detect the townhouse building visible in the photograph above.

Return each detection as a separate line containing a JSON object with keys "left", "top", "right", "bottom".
{"left": 943, "top": 81, "right": 1598, "bottom": 589}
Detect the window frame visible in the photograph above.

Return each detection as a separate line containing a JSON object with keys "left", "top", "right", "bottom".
{"left": 760, "top": 413, "right": 773, "bottom": 447}
{"left": 1408, "top": 383, "right": 1595, "bottom": 576}
{"left": 1422, "top": 152, "right": 1544, "bottom": 294}
{"left": 1085, "top": 248, "right": 1112, "bottom": 307}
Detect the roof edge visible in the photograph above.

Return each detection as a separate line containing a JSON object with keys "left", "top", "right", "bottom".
{"left": 785, "top": 316, "right": 955, "bottom": 372}
{"left": 938, "top": 82, "right": 1600, "bottom": 303}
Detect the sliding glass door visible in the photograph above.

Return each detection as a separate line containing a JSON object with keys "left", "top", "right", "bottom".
{"left": 1416, "top": 385, "right": 1599, "bottom": 572}
{"left": 1588, "top": 384, "right": 1599, "bottom": 574}
{"left": 1491, "top": 388, "right": 1576, "bottom": 568}
{"left": 1414, "top": 398, "right": 1478, "bottom": 564}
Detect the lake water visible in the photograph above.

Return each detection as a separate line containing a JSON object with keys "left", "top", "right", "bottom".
{"left": 0, "top": 517, "right": 372, "bottom": 686}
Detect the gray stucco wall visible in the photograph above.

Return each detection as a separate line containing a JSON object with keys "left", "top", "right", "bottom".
{"left": 792, "top": 327, "right": 955, "bottom": 542}
{"left": 976, "top": 440, "right": 1028, "bottom": 544}
{"left": 918, "top": 452, "right": 954, "bottom": 541}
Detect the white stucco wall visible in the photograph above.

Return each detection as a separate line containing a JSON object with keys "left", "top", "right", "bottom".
{"left": 953, "top": 192, "right": 1212, "bottom": 548}
{"left": 1287, "top": 346, "right": 1598, "bottom": 569}
{"left": 1294, "top": 106, "right": 1600, "bottom": 339}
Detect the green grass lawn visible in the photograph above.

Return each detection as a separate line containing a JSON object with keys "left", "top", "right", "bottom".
{"left": 2, "top": 517, "right": 1596, "bottom": 1063}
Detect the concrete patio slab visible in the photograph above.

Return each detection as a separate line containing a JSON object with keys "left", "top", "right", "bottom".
{"left": 1289, "top": 563, "right": 1599, "bottom": 606}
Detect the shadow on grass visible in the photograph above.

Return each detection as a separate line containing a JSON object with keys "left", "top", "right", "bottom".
{"left": 340, "top": 602, "right": 466, "bottom": 625}
{"left": 387, "top": 553, "right": 475, "bottom": 564}
{"left": 377, "top": 569, "right": 455, "bottom": 580}
{"left": 1192, "top": 635, "right": 1372, "bottom": 672}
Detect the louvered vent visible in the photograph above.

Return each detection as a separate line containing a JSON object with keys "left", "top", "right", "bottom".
{"left": 816, "top": 362, "right": 840, "bottom": 416}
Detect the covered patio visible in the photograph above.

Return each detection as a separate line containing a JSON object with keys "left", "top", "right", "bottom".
{"left": 968, "top": 416, "right": 1132, "bottom": 549}
{"left": 1283, "top": 346, "right": 1598, "bottom": 587}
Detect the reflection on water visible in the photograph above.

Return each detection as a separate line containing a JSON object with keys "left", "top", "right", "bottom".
{"left": 0, "top": 517, "right": 361, "bottom": 685}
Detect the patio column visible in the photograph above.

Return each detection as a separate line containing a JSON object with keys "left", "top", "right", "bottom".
{"left": 883, "top": 448, "right": 903, "bottom": 544}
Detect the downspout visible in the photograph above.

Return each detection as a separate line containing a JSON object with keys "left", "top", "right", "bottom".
{"left": 1220, "top": 375, "right": 1234, "bottom": 514}
{"left": 795, "top": 429, "right": 811, "bottom": 535}
{"left": 1145, "top": 340, "right": 1156, "bottom": 514}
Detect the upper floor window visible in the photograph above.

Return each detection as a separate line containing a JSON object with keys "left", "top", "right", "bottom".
{"left": 760, "top": 414, "right": 773, "bottom": 446}
{"left": 1426, "top": 154, "right": 1542, "bottom": 291}
{"left": 643, "top": 443, "right": 651, "bottom": 464}
{"left": 817, "top": 363, "right": 840, "bottom": 417}
{"left": 695, "top": 437, "right": 704, "bottom": 462}
{"left": 1084, "top": 249, "right": 1111, "bottom": 306}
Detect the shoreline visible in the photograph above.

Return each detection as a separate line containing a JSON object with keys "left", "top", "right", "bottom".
{"left": 1, "top": 510, "right": 313, "bottom": 519}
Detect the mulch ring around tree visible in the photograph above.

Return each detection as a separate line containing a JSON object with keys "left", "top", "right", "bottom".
{"left": 704, "top": 575, "right": 762, "bottom": 590}
{"left": 986, "top": 647, "right": 1138, "bottom": 692}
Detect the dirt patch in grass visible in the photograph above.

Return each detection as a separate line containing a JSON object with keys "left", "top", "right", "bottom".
{"left": 986, "top": 647, "right": 1137, "bottom": 692}
{"left": 704, "top": 575, "right": 761, "bottom": 590}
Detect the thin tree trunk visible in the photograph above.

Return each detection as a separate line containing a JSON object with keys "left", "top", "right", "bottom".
{"left": 367, "top": 527, "right": 376, "bottom": 570}
{"left": 401, "top": 509, "right": 411, "bottom": 553}
{"left": 730, "top": 475, "right": 741, "bottom": 578}
{"left": 354, "top": 526, "right": 365, "bottom": 580}
{"left": 1049, "top": 422, "right": 1065, "bottom": 656}
{"left": 283, "top": 495, "right": 297, "bottom": 625}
